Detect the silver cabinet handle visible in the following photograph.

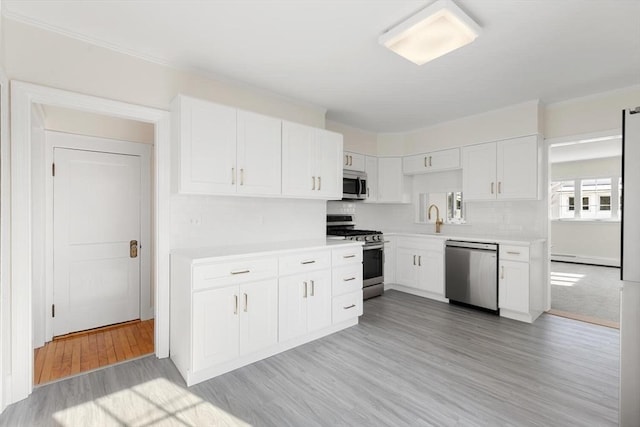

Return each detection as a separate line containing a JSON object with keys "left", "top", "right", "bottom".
{"left": 303, "top": 281, "right": 308, "bottom": 298}
{"left": 301, "top": 260, "right": 316, "bottom": 265}
{"left": 345, "top": 154, "right": 349, "bottom": 166}
{"left": 231, "top": 167, "right": 235, "bottom": 185}
{"left": 231, "top": 269, "right": 250, "bottom": 275}
{"left": 418, "top": 256, "right": 422, "bottom": 266}
{"left": 344, "top": 304, "right": 356, "bottom": 310}
{"left": 501, "top": 266, "right": 505, "bottom": 279}
{"left": 424, "top": 156, "right": 427, "bottom": 167}
{"left": 343, "top": 254, "right": 356, "bottom": 259}
{"left": 243, "top": 293, "right": 248, "bottom": 312}
{"left": 349, "top": 155, "right": 353, "bottom": 166}
{"left": 312, "top": 176, "right": 316, "bottom": 190}
{"left": 413, "top": 255, "right": 416, "bottom": 265}
{"left": 367, "top": 187, "right": 370, "bottom": 197}
{"left": 498, "top": 181, "right": 502, "bottom": 194}
{"left": 318, "top": 176, "right": 321, "bottom": 191}
{"left": 310, "top": 280, "right": 315, "bottom": 296}
{"left": 344, "top": 277, "right": 356, "bottom": 282}
{"left": 240, "top": 168, "right": 244, "bottom": 186}
{"left": 429, "top": 156, "right": 432, "bottom": 167}
{"left": 491, "top": 182, "right": 494, "bottom": 194}
{"left": 506, "top": 251, "right": 521, "bottom": 255}
{"left": 234, "top": 295, "right": 238, "bottom": 314}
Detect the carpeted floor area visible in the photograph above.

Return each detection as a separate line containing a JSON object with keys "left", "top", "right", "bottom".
{"left": 550, "top": 261, "right": 621, "bottom": 325}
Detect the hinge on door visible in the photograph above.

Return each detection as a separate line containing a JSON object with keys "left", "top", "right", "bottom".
{"left": 52, "top": 304, "right": 55, "bottom": 318}
{"left": 52, "top": 163, "right": 55, "bottom": 177}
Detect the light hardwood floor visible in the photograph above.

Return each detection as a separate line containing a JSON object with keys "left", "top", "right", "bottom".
{"left": 3, "top": 291, "right": 618, "bottom": 426}
{"left": 34, "top": 319, "right": 154, "bottom": 385}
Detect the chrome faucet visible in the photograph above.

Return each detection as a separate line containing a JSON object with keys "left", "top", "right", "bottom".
{"left": 428, "top": 204, "right": 444, "bottom": 233}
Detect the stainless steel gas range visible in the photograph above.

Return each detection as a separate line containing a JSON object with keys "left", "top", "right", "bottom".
{"left": 327, "top": 214, "right": 384, "bottom": 299}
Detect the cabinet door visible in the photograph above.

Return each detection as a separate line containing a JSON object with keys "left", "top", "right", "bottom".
{"left": 239, "top": 279, "right": 278, "bottom": 355}
{"left": 344, "top": 151, "right": 365, "bottom": 172}
{"left": 462, "top": 142, "right": 497, "bottom": 201}
{"left": 499, "top": 260, "right": 530, "bottom": 313}
{"left": 377, "top": 157, "right": 407, "bottom": 203}
{"left": 364, "top": 156, "right": 378, "bottom": 202}
{"left": 179, "top": 97, "right": 237, "bottom": 194}
{"left": 278, "top": 274, "right": 308, "bottom": 342}
{"left": 236, "top": 111, "right": 282, "bottom": 196}
{"left": 418, "top": 248, "right": 444, "bottom": 296}
{"left": 192, "top": 287, "right": 239, "bottom": 371}
{"left": 402, "top": 154, "right": 429, "bottom": 175}
{"left": 395, "top": 246, "right": 418, "bottom": 288}
{"left": 429, "top": 148, "right": 460, "bottom": 171}
{"left": 282, "top": 121, "right": 315, "bottom": 197}
{"left": 496, "top": 135, "right": 538, "bottom": 200}
{"left": 315, "top": 129, "right": 343, "bottom": 199}
{"left": 306, "top": 270, "right": 332, "bottom": 333}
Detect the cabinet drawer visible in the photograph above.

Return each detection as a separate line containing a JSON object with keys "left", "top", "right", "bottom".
{"left": 332, "top": 291, "right": 363, "bottom": 324}
{"left": 193, "top": 257, "right": 277, "bottom": 290}
{"left": 332, "top": 265, "right": 363, "bottom": 296}
{"left": 279, "top": 250, "right": 331, "bottom": 275}
{"left": 500, "top": 245, "right": 529, "bottom": 262}
{"left": 332, "top": 246, "right": 363, "bottom": 267}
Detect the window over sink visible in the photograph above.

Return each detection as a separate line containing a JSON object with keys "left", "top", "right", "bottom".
{"left": 416, "top": 191, "right": 465, "bottom": 224}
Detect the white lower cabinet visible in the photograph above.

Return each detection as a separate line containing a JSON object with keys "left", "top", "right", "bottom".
{"left": 170, "top": 242, "right": 363, "bottom": 386}
{"left": 279, "top": 270, "right": 331, "bottom": 342}
{"left": 192, "top": 279, "right": 277, "bottom": 372}
{"left": 498, "top": 243, "right": 545, "bottom": 323}
{"left": 393, "top": 236, "right": 445, "bottom": 299}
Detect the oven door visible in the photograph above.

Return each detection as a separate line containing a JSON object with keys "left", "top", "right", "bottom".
{"left": 362, "top": 244, "right": 384, "bottom": 287}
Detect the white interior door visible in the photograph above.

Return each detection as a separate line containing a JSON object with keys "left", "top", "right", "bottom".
{"left": 53, "top": 147, "right": 141, "bottom": 336}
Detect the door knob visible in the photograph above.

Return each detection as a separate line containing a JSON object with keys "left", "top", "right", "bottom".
{"left": 130, "top": 240, "right": 138, "bottom": 258}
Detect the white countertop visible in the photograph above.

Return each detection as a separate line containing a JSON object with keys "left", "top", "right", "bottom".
{"left": 171, "top": 238, "right": 363, "bottom": 262}
{"left": 384, "top": 231, "right": 545, "bottom": 246}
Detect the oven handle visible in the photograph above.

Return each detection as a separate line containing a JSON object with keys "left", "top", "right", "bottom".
{"left": 363, "top": 243, "right": 385, "bottom": 250}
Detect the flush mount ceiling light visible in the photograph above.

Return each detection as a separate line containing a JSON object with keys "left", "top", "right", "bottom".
{"left": 379, "top": 0, "right": 481, "bottom": 65}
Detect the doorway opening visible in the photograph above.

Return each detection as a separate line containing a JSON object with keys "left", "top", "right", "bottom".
{"left": 31, "top": 105, "right": 155, "bottom": 384}
{"left": 547, "top": 133, "right": 623, "bottom": 328}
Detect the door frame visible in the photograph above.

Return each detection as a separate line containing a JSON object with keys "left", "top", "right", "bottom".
{"left": 7, "top": 81, "right": 170, "bottom": 406}
{"left": 45, "top": 132, "right": 152, "bottom": 343}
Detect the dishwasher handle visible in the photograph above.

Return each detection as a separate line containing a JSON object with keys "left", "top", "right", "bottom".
{"left": 445, "top": 240, "right": 498, "bottom": 252}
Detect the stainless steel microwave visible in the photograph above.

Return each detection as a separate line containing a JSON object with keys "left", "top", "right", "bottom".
{"left": 343, "top": 170, "right": 367, "bottom": 200}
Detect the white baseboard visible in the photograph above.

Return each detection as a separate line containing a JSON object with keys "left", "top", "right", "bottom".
{"left": 551, "top": 254, "right": 619, "bottom": 267}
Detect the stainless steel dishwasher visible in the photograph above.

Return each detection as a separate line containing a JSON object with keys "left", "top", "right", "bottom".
{"left": 445, "top": 240, "right": 499, "bottom": 312}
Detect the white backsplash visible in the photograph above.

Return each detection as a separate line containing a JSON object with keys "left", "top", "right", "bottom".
{"left": 330, "top": 199, "right": 547, "bottom": 240}
{"left": 171, "top": 195, "right": 326, "bottom": 249}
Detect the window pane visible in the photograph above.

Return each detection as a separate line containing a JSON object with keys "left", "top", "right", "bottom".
{"left": 551, "top": 180, "right": 576, "bottom": 219}
{"left": 581, "top": 177, "right": 611, "bottom": 219}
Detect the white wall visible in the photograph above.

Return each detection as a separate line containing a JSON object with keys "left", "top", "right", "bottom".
{"left": 550, "top": 221, "right": 620, "bottom": 266}
{"left": 326, "top": 120, "right": 376, "bottom": 155}
{"left": 43, "top": 106, "right": 155, "bottom": 144}
{"left": 544, "top": 86, "right": 640, "bottom": 139}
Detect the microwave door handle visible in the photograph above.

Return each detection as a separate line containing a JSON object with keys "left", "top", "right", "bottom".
{"left": 357, "top": 177, "right": 364, "bottom": 198}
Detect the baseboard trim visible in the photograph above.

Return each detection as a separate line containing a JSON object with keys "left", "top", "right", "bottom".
{"left": 551, "top": 254, "right": 619, "bottom": 268}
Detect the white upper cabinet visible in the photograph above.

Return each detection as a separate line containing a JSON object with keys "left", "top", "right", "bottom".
{"left": 462, "top": 135, "right": 539, "bottom": 201}
{"left": 364, "top": 155, "right": 378, "bottom": 202}
{"left": 343, "top": 151, "right": 365, "bottom": 172}
{"left": 172, "top": 95, "right": 342, "bottom": 200}
{"left": 377, "top": 157, "right": 411, "bottom": 203}
{"left": 172, "top": 95, "right": 237, "bottom": 195}
{"left": 282, "top": 121, "right": 342, "bottom": 200}
{"left": 236, "top": 110, "right": 282, "bottom": 196}
{"left": 403, "top": 148, "right": 460, "bottom": 175}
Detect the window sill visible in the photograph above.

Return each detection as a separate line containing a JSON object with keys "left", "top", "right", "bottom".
{"left": 551, "top": 218, "right": 621, "bottom": 223}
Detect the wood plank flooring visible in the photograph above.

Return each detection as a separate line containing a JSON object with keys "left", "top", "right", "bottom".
{"left": 33, "top": 319, "right": 154, "bottom": 385}
{"left": 4, "top": 291, "right": 618, "bottom": 426}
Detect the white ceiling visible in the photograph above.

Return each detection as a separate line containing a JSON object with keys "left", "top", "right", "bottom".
{"left": 3, "top": 0, "right": 640, "bottom": 132}
{"left": 550, "top": 138, "right": 622, "bottom": 163}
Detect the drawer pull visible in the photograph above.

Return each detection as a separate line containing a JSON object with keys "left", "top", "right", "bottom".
{"left": 506, "top": 251, "right": 521, "bottom": 255}
{"left": 344, "top": 304, "right": 356, "bottom": 310}
{"left": 344, "top": 277, "right": 356, "bottom": 282}
{"left": 301, "top": 260, "right": 316, "bottom": 265}
{"left": 231, "top": 269, "right": 250, "bottom": 275}
{"left": 343, "top": 254, "right": 356, "bottom": 259}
